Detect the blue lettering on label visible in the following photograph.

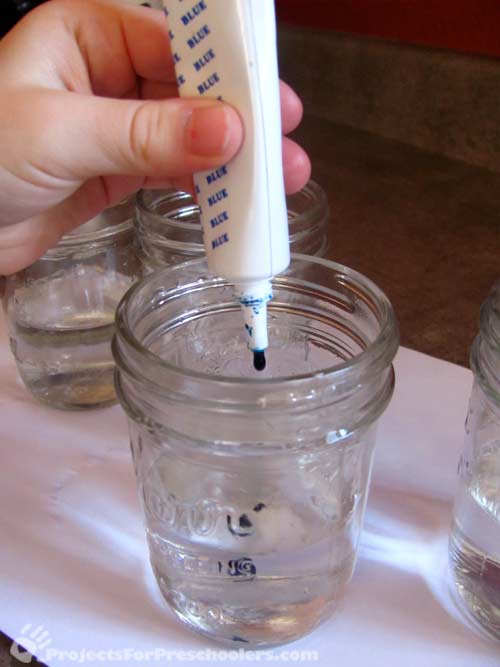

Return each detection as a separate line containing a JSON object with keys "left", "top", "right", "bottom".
{"left": 206, "top": 166, "right": 227, "bottom": 185}
{"left": 207, "top": 188, "right": 228, "bottom": 207}
{"left": 197, "top": 72, "right": 219, "bottom": 95}
{"left": 209, "top": 211, "right": 229, "bottom": 228}
{"left": 181, "top": 1, "right": 207, "bottom": 26}
{"left": 176, "top": 73, "right": 186, "bottom": 87}
{"left": 187, "top": 24, "right": 210, "bottom": 49}
{"left": 169, "top": 29, "right": 175, "bottom": 40}
{"left": 195, "top": 184, "right": 200, "bottom": 194}
{"left": 193, "top": 48, "right": 216, "bottom": 72}
{"left": 173, "top": 52, "right": 181, "bottom": 64}
{"left": 212, "top": 233, "right": 229, "bottom": 249}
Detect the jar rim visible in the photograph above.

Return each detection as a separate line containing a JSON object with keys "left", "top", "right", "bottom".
{"left": 114, "top": 253, "right": 399, "bottom": 392}
{"left": 286, "top": 180, "right": 329, "bottom": 226}
{"left": 135, "top": 179, "right": 328, "bottom": 233}
{"left": 135, "top": 188, "right": 202, "bottom": 233}
{"left": 43, "top": 199, "right": 134, "bottom": 256}
{"left": 471, "top": 280, "right": 500, "bottom": 403}
{"left": 479, "top": 280, "right": 500, "bottom": 349}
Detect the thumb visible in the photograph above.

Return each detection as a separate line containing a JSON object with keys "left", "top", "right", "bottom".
{"left": 21, "top": 90, "right": 244, "bottom": 182}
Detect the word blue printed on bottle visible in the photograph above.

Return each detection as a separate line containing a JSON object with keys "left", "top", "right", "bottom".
{"left": 206, "top": 166, "right": 227, "bottom": 185}
{"left": 197, "top": 72, "right": 220, "bottom": 94}
{"left": 208, "top": 188, "right": 228, "bottom": 207}
{"left": 187, "top": 24, "right": 210, "bottom": 49}
{"left": 212, "top": 233, "right": 229, "bottom": 249}
{"left": 194, "top": 48, "right": 216, "bottom": 71}
{"left": 210, "top": 211, "right": 229, "bottom": 229}
{"left": 180, "top": 1, "right": 207, "bottom": 26}
{"left": 165, "top": 5, "right": 231, "bottom": 254}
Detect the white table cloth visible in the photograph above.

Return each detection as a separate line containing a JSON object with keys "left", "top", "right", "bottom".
{"left": 0, "top": 314, "right": 498, "bottom": 666}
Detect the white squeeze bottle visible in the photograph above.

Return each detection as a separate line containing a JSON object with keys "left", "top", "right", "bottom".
{"left": 163, "top": 0, "right": 290, "bottom": 371}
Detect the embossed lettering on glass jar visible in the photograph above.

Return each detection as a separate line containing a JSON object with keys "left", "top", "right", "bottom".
{"left": 134, "top": 180, "right": 330, "bottom": 271}
{"left": 450, "top": 280, "right": 500, "bottom": 640}
{"left": 113, "top": 255, "right": 398, "bottom": 647}
{"left": 3, "top": 197, "right": 141, "bottom": 410}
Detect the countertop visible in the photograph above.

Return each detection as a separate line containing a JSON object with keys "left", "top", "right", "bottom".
{"left": 297, "top": 115, "right": 500, "bottom": 367}
{"left": 1, "top": 115, "right": 500, "bottom": 665}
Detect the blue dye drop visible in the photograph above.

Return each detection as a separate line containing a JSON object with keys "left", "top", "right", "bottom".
{"left": 253, "top": 350, "right": 266, "bottom": 372}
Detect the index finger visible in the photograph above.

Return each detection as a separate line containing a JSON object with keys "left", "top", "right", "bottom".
{"left": 61, "top": 0, "right": 175, "bottom": 95}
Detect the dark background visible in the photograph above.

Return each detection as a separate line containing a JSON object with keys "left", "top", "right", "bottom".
{"left": 1, "top": 1, "right": 45, "bottom": 38}
{"left": 0, "top": 0, "right": 154, "bottom": 37}
{"left": 5, "top": 1, "right": 500, "bottom": 58}
{"left": 275, "top": 0, "right": 500, "bottom": 58}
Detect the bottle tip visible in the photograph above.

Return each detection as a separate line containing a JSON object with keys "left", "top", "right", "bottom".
{"left": 253, "top": 350, "right": 266, "bottom": 372}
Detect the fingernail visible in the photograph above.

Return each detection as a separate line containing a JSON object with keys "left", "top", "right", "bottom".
{"left": 185, "top": 105, "right": 231, "bottom": 157}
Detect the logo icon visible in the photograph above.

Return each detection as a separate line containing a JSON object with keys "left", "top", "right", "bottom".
{"left": 10, "top": 624, "right": 52, "bottom": 664}
{"left": 218, "top": 556, "right": 257, "bottom": 580}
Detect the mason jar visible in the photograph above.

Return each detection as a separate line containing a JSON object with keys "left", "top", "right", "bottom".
{"left": 113, "top": 254, "right": 399, "bottom": 647}
{"left": 134, "top": 180, "right": 330, "bottom": 271}
{"left": 3, "top": 197, "right": 141, "bottom": 410}
{"left": 449, "top": 280, "right": 500, "bottom": 640}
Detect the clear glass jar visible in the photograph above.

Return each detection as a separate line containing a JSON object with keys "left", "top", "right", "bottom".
{"left": 113, "top": 254, "right": 399, "bottom": 647}
{"left": 134, "top": 180, "right": 330, "bottom": 271}
{"left": 449, "top": 280, "right": 500, "bottom": 639}
{"left": 3, "top": 197, "right": 141, "bottom": 410}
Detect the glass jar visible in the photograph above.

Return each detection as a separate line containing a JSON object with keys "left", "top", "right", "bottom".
{"left": 449, "top": 280, "right": 500, "bottom": 640}
{"left": 3, "top": 197, "right": 141, "bottom": 410}
{"left": 113, "top": 254, "right": 399, "bottom": 647}
{"left": 134, "top": 180, "right": 330, "bottom": 271}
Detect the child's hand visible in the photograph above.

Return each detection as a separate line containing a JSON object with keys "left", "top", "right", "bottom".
{"left": 0, "top": 0, "right": 310, "bottom": 273}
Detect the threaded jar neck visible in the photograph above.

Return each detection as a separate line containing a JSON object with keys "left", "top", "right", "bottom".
{"left": 42, "top": 196, "right": 135, "bottom": 259}
{"left": 471, "top": 280, "right": 500, "bottom": 405}
{"left": 113, "top": 255, "right": 398, "bottom": 448}
{"left": 134, "top": 181, "right": 330, "bottom": 269}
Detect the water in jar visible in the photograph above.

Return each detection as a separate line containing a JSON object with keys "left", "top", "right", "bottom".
{"left": 9, "top": 265, "right": 134, "bottom": 409}
{"left": 135, "top": 305, "right": 377, "bottom": 647}
{"left": 144, "top": 436, "right": 372, "bottom": 647}
{"left": 450, "top": 439, "right": 500, "bottom": 639}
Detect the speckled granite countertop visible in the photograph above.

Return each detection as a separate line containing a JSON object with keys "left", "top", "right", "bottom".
{"left": 1, "top": 115, "right": 499, "bottom": 665}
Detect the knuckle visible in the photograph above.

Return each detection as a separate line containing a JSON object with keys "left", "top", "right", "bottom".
{"left": 128, "top": 101, "right": 164, "bottom": 170}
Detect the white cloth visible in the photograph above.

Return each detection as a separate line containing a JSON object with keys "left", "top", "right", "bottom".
{"left": 0, "top": 313, "right": 498, "bottom": 666}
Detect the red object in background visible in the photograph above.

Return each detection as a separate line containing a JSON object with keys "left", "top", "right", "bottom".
{"left": 275, "top": 0, "right": 500, "bottom": 58}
